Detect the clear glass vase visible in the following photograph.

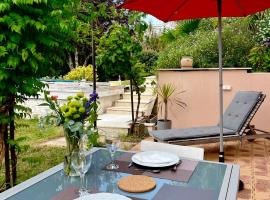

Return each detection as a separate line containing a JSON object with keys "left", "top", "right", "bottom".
{"left": 63, "top": 128, "right": 80, "bottom": 176}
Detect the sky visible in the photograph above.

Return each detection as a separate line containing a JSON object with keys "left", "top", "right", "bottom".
{"left": 144, "top": 15, "right": 165, "bottom": 26}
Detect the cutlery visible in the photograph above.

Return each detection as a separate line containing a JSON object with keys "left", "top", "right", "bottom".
{"left": 128, "top": 162, "right": 133, "bottom": 168}
{"left": 134, "top": 169, "right": 161, "bottom": 173}
{"left": 172, "top": 160, "right": 182, "bottom": 171}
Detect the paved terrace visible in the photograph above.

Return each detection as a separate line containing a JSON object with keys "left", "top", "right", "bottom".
{"left": 132, "top": 138, "right": 270, "bottom": 200}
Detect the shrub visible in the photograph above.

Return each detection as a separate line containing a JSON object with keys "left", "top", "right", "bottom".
{"left": 64, "top": 65, "right": 96, "bottom": 81}
{"left": 157, "top": 20, "right": 255, "bottom": 68}
{"left": 248, "top": 46, "right": 270, "bottom": 72}
{"left": 139, "top": 50, "right": 158, "bottom": 75}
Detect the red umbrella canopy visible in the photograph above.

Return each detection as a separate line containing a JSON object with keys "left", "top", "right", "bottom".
{"left": 119, "top": 0, "right": 270, "bottom": 22}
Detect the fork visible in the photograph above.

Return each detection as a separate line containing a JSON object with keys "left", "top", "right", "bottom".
{"left": 172, "top": 160, "right": 182, "bottom": 171}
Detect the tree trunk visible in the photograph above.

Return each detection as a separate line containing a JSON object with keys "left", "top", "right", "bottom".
{"left": 9, "top": 103, "right": 16, "bottom": 186}
{"left": 75, "top": 48, "right": 79, "bottom": 67}
{"left": 68, "top": 53, "right": 74, "bottom": 70}
{"left": 0, "top": 124, "right": 5, "bottom": 164}
{"left": 129, "top": 79, "right": 135, "bottom": 135}
{"left": 134, "top": 83, "right": 141, "bottom": 123}
{"left": 4, "top": 125, "right": 10, "bottom": 190}
{"left": 83, "top": 53, "right": 91, "bottom": 67}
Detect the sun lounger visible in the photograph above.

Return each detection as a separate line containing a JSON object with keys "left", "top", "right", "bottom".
{"left": 150, "top": 91, "right": 268, "bottom": 145}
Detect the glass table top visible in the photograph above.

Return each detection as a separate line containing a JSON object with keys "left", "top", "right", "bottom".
{"left": 6, "top": 149, "right": 227, "bottom": 200}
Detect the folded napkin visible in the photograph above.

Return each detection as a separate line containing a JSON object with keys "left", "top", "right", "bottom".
{"left": 133, "top": 152, "right": 173, "bottom": 164}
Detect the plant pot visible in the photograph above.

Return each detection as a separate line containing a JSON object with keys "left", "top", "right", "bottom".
{"left": 180, "top": 56, "right": 193, "bottom": 69}
{"left": 63, "top": 128, "right": 80, "bottom": 176}
{"left": 157, "top": 120, "right": 172, "bottom": 130}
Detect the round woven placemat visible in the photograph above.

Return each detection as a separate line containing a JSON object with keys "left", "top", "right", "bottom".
{"left": 118, "top": 175, "right": 156, "bottom": 193}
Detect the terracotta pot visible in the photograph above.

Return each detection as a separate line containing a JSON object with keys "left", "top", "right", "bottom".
{"left": 180, "top": 56, "right": 193, "bottom": 68}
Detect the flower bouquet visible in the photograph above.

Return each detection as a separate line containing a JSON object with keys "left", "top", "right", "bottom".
{"left": 41, "top": 91, "right": 99, "bottom": 176}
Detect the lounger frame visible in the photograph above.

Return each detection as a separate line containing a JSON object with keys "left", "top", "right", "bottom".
{"left": 154, "top": 94, "right": 269, "bottom": 145}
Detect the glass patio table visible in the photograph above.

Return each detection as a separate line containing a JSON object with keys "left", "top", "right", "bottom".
{"left": 0, "top": 148, "right": 240, "bottom": 200}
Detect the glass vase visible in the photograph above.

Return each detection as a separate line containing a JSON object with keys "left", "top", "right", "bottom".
{"left": 63, "top": 128, "right": 80, "bottom": 176}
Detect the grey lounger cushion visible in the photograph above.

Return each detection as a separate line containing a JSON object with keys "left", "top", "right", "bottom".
{"left": 222, "top": 91, "right": 261, "bottom": 132}
{"left": 151, "top": 91, "right": 262, "bottom": 141}
{"left": 150, "top": 126, "right": 235, "bottom": 141}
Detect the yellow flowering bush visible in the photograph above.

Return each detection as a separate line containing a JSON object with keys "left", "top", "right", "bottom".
{"left": 64, "top": 65, "right": 97, "bottom": 81}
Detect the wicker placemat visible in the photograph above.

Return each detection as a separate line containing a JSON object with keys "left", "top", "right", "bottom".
{"left": 118, "top": 175, "right": 156, "bottom": 193}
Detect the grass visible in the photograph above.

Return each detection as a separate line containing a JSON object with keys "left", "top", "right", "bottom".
{"left": 119, "top": 134, "right": 148, "bottom": 143}
{"left": 0, "top": 119, "right": 65, "bottom": 187}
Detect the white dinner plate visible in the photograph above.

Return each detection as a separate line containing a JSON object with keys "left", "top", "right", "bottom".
{"left": 74, "top": 193, "right": 131, "bottom": 200}
{"left": 131, "top": 151, "right": 179, "bottom": 168}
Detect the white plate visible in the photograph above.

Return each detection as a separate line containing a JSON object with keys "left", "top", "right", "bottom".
{"left": 74, "top": 193, "right": 131, "bottom": 200}
{"left": 132, "top": 151, "right": 179, "bottom": 168}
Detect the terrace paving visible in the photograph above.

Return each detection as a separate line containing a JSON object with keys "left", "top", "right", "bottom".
{"left": 132, "top": 137, "right": 270, "bottom": 200}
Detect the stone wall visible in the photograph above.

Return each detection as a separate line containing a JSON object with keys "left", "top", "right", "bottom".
{"left": 24, "top": 81, "right": 124, "bottom": 117}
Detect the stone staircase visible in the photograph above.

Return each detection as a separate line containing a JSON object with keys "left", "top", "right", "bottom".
{"left": 97, "top": 76, "right": 156, "bottom": 137}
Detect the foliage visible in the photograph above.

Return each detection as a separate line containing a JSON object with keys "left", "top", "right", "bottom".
{"left": 248, "top": 45, "right": 270, "bottom": 72}
{"left": 96, "top": 23, "right": 143, "bottom": 81}
{"left": 0, "top": 0, "right": 79, "bottom": 189}
{"left": 159, "top": 19, "right": 201, "bottom": 46}
{"left": 157, "top": 19, "right": 255, "bottom": 68}
{"left": 139, "top": 50, "right": 158, "bottom": 75}
{"left": 143, "top": 22, "right": 163, "bottom": 52}
{"left": 154, "top": 83, "right": 186, "bottom": 121}
{"left": 64, "top": 65, "right": 96, "bottom": 81}
{"left": 254, "top": 10, "right": 270, "bottom": 43}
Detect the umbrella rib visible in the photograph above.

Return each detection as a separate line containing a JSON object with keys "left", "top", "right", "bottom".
{"left": 164, "top": 0, "right": 190, "bottom": 22}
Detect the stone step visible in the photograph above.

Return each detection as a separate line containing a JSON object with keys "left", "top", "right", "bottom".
{"left": 97, "top": 114, "right": 131, "bottom": 137}
{"left": 122, "top": 93, "right": 155, "bottom": 101}
{"left": 115, "top": 99, "right": 154, "bottom": 108}
{"left": 106, "top": 106, "right": 146, "bottom": 116}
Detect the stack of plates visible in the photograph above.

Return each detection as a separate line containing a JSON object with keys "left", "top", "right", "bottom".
{"left": 131, "top": 151, "right": 179, "bottom": 168}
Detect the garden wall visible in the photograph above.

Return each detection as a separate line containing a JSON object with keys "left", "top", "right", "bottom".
{"left": 24, "top": 81, "right": 124, "bottom": 117}
{"left": 158, "top": 68, "right": 270, "bottom": 132}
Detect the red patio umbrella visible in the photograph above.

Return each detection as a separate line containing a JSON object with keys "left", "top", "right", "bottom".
{"left": 118, "top": 0, "right": 270, "bottom": 163}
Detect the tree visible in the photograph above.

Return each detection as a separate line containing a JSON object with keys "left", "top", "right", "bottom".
{"left": 97, "top": 20, "right": 147, "bottom": 134}
{"left": 0, "top": 0, "right": 78, "bottom": 189}
{"left": 67, "top": 0, "right": 132, "bottom": 71}
{"left": 96, "top": 24, "right": 142, "bottom": 80}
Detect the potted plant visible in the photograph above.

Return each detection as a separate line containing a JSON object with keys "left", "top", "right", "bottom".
{"left": 41, "top": 91, "right": 99, "bottom": 176}
{"left": 154, "top": 83, "right": 186, "bottom": 130}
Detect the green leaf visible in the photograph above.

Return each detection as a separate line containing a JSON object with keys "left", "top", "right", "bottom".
{"left": 7, "top": 42, "right": 17, "bottom": 51}
{"left": 0, "top": 34, "right": 5, "bottom": 42}
{"left": 7, "top": 56, "right": 20, "bottom": 68}
{"left": 0, "top": 46, "right": 7, "bottom": 57}
{"left": 0, "top": 3, "right": 10, "bottom": 13}
{"left": 39, "top": 103, "right": 50, "bottom": 106}
{"left": 21, "top": 49, "right": 29, "bottom": 62}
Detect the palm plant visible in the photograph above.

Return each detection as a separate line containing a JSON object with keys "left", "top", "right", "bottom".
{"left": 155, "top": 83, "right": 186, "bottom": 122}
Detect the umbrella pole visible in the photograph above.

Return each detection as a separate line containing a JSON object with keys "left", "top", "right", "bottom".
{"left": 92, "top": 21, "right": 97, "bottom": 129}
{"left": 218, "top": 0, "right": 224, "bottom": 163}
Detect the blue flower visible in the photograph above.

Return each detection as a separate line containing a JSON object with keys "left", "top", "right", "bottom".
{"left": 85, "top": 92, "right": 99, "bottom": 115}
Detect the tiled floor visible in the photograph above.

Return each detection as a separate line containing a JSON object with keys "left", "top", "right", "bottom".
{"left": 132, "top": 138, "right": 270, "bottom": 200}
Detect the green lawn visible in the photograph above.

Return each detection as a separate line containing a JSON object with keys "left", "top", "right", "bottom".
{"left": 0, "top": 119, "right": 65, "bottom": 186}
